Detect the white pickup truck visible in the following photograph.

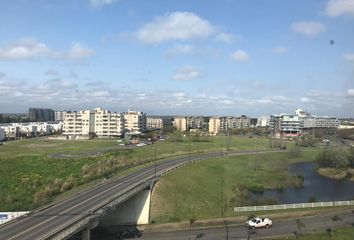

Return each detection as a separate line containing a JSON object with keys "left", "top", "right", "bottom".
{"left": 246, "top": 217, "right": 272, "bottom": 229}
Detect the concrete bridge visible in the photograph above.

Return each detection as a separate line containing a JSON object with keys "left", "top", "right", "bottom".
{"left": 0, "top": 150, "right": 281, "bottom": 240}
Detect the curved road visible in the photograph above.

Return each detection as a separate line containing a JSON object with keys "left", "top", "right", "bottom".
{"left": 0, "top": 149, "right": 280, "bottom": 240}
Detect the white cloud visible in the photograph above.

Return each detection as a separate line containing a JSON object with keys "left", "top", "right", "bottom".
{"left": 343, "top": 53, "right": 354, "bottom": 61}
{"left": 214, "top": 32, "right": 240, "bottom": 43}
{"left": 230, "top": 49, "right": 250, "bottom": 62}
{"left": 273, "top": 46, "right": 288, "bottom": 54}
{"left": 325, "top": 0, "right": 354, "bottom": 17}
{"left": 136, "top": 12, "right": 216, "bottom": 44}
{"left": 90, "top": 0, "right": 118, "bottom": 8}
{"left": 291, "top": 21, "right": 326, "bottom": 37}
{"left": 0, "top": 38, "right": 50, "bottom": 61}
{"left": 173, "top": 66, "right": 201, "bottom": 80}
{"left": 300, "top": 97, "right": 311, "bottom": 103}
{"left": 347, "top": 89, "right": 354, "bottom": 97}
{"left": 0, "top": 38, "right": 95, "bottom": 62}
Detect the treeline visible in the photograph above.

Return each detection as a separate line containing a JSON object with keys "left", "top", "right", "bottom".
{"left": 0, "top": 114, "right": 29, "bottom": 123}
{"left": 316, "top": 147, "right": 354, "bottom": 168}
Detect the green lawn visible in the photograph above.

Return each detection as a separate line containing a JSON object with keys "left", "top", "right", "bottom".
{"left": 150, "top": 149, "right": 321, "bottom": 223}
{"left": 0, "top": 135, "right": 274, "bottom": 211}
{"left": 273, "top": 227, "right": 354, "bottom": 240}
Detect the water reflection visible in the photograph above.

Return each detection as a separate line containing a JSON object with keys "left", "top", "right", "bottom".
{"left": 261, "top": 162, "right": 354, "bottom": 203}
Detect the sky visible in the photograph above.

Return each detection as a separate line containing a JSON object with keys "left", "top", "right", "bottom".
{"left": 0, "top": 0, "right": 353, "bottom": 117}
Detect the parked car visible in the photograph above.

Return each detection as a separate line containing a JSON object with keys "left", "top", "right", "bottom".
{"left": 246, "top": 217, "right": 272, "bottom": 229}
{"left": 136, "top": 143, "right": 146, "bottom": 147}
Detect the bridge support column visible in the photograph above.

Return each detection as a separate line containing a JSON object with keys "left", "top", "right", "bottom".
{"left": 82, "top": 226, "right": 90, "bottom": 240}
{"left": 99, "top": 186, "right": 153, "bottom": 226}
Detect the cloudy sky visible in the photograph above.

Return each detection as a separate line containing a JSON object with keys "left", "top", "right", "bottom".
{"left": 0, "top": 0, "right": 353, "bottom": 117}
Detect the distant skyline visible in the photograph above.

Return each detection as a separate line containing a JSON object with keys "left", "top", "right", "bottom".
{"left": 0, "top": 0, "right": 353, "bottom": 117}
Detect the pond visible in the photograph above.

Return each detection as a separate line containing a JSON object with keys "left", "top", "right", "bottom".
{"left": 260, "top": 162, "right": 354, "bottom": 204}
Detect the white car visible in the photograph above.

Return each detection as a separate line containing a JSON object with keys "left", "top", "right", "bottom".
{"left": 136, "top": 143, "right": 146, "bottom": 147}
{"left": 246, "top": 217, "right": 272, "bottom": 229}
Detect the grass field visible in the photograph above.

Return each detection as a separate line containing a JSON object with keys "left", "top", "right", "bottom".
{"left": 274, "top": 226, "right": 354, "bottom": 240}
{"left": 150, "top": 149, "right": 321, "bottom": 223}
{"left": 0, "top": 135, "right": 273, "bottom": 211}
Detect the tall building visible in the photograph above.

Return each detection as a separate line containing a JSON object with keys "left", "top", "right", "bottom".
{"left": 123, "top": 109, "right": 147, "bottom": 133}
{"left": 28, "top": 108, "right": 55, "bottom": 122}
{"left": 173, "top": 117, "right": 188, "bottom": 132}
{"left": 63, "top": 108, "right": 124, "bottom": 138}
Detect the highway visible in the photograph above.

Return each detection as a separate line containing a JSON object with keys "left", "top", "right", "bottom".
{"left": 0, "top": 149, "right": 275, "bottom": 240}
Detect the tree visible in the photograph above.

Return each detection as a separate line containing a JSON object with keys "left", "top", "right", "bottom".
{"left": 294, "top": 219, "right": 306, "bottom": 239}
{"left": 329, "top": 215, "right": 342, "bottom": 239}
{"left": 316, "top": 149, "right": 348, "bottom": 168}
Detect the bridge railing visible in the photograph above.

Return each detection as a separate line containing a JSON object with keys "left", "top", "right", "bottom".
{"left": 234, "top": 200, "right": 354, "bottom": 212}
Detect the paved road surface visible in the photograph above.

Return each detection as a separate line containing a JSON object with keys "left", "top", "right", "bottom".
{"left": 89, "top": 211, "right": 354, "bottom": 240}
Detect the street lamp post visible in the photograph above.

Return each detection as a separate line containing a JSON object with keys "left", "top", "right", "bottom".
{"left": 154, "top": 147, "right": 157, "bottom": 178}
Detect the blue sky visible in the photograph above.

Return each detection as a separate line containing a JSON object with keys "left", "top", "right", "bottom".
{"left": 0, "top": 0, "right": 353, "bottom": 117}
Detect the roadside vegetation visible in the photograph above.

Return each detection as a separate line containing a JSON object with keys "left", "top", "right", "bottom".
{"left": 150, "top": 150, "right": 321, "bottom": 223}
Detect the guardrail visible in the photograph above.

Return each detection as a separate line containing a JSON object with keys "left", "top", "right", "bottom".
{"left": 234, "top": 200, "right": 354, "bottom": 212}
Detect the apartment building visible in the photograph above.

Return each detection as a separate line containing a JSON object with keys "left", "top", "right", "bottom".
{"left": 188, "top": 117, "right": 204, "bottom": 129}
{"left": 146, "top": 117, "right": 163, "bottom": 129}
{"left": 173, "top": 117, "right": 188, "bottom": 132}
{"left": 280, "top": 115, "right": 302, "bottom": 137}
{"left": 209, "top": 117, "right": 222, "bottom": 135}
{"left": 63, "top": 108, "right": 124, "bottom": 138}
{"left": 236, "top": 115, "right": 251, "bottom": 128}
{"left": 123, "top": 110, "right": 146, "bottom": 133}
{"left": 257, "top": 116, "right": 270, "bottom": 127}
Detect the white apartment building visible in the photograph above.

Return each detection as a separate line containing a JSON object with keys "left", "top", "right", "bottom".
{"left": 123, "top": 109, "right": 146, "bottom": 133}
{"left": 63, "top": 108, "right": 124, "bottom": 138}
{"left": 256, "top": 116, "right": 270, "bottom": 127}
{"left": 3, "top": 125, "right": 20, "bottom": 139}
{"left": 146, "top": 117, "right": 163, "bottom": 129}
{"left": 0, "top": 128, "right": 5, "bottom": 141}
{"left": 173, "top": 117, "right": 188, "bottom": 132}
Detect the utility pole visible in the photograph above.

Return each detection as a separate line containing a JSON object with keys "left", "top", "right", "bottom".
{"left": 154, "top": 147, "right": 157, "bottom": 178}
{"left": 188, "top": 140, "right": 191, "bottom": 161}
